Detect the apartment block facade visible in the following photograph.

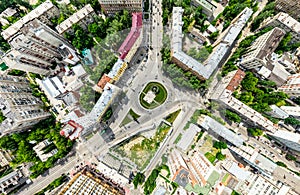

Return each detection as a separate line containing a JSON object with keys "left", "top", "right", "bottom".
{"left": 0, "top": 75, "right": 50, "bottom": 135}
{"left": 278, "top": 74, "right": 300, "bottom": 97}
{"left": 275, "top": 0, "right": 300, "bottom": 20}
{"left": 99, "top": 0, "right": 142, "bottom": 15}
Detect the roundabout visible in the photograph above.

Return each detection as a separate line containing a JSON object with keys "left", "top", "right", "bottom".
{"left": 139, "top": 82, "right": 168, "bottom": 109}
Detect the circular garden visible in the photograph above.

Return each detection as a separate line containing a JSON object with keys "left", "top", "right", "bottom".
{"left": 139, "top": 82, "right": 168, "bottom": 109}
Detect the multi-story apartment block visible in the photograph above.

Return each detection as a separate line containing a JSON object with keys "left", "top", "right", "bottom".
{"left": 278, "top": 74, "right": 300, "bottom": 97}
{"left": 240, "top": 27, "right": 285, "bottom": 69}
{"left": 99, "top": 0, "right": 142, "bottom": 15}
{"left": 118, "top": 12, "right": 143, "bottom": 63}
{"left": 280, "top": 106, "right": 300, "bottom": 118}
{"left": 191, "top": 0, "right": 217, "bottom": 19}
{"left": 59, "top": 166, "right": 126, "bottom": 195}
{"left": 1, "top": 0, "right": 59, "bottom": 41}
{"left": 261, "top": 12, "right": 300, "bottom": 43}
{"left": 0, "top": 169, "right": 24, "bottom": 194}
{"left": 171, "top": 7, "right": 253, "bottom": 80}
{"left": 275, "top": 0, "right": 300, "bottom": 20}
{"left": 1, "top": 19, "right": 79, "bottom": 75}
{"left": 0, "top": 150, "right": 13, "bottom": 167}
{"left": 269, "top": 130, "right": 300, "bottom": 152}
{"left": 56, "top": 4, "right": 96, "bottom": 34}
{"left": 210, "top": 69, "right": 278, "bottom": 133}
{"left": 0, "top": 75, "right": 50, "bottom": 135}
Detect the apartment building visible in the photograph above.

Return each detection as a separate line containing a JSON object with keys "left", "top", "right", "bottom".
{"left": 0, "top": 8, "right": 18, "bottom": 26}
{"left": 1, "top": 19, "right": 79, "bottom": 75}
{"left": 168, "top": 149, "right": 189, "bottom": 179}
{"left": 210, "top": 69, "right": 278, "bottom": 133}
{"left": 59, "top": 166, "right": 126, "bottom": 195}
{"left": 0, "top": 150, "right": 13, "bottom": 167}
{"left": 0, "top": 75, "right": 50, "bottom": 135}
{"left": 33, "top": 139, "right": 58, "bottom": 162}
{"left": 118, "top": 12, "right": 143, "bottom": 63}
{"left": 171, "top": 7, "right": 253, "bottom": 80}
{"left": 0, "top": 169, "right": 24, "bottom": 194}
{"left": 240, "top": 27, "right": 285, "bottom": 69}
{"left": 191, "top": 0, "right": 216, "bottom": 18}
{"left": 269, "top": 130, "right": 300, "bottom": 152}
{"left": 280, "top": 106, "right": 300, "bottom": 117}
{"left": 261, "top": 12, "right": 300, "bottom": 43}
{"left": 278, "top": 74, "right": 300, "bottom": 97}
{"left": 1, "top": 0, "right": 59, "bottom": 41}
{"left": 275, "top": 0, "right": 300, "bottom": 20}
{"left": 99, "top": 0, "right": 142, "bottom": 15}
{"left": 56, "top": 4, "right": 96, "bottom": 34}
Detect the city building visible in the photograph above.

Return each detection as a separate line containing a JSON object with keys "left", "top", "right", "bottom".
{"left": 33, "top": 139, "right": 58, "bottom": 162}
{"left": 98, "top": 59, "right": 128, "bottom": 90}
{"left": 59, "top": 166, "right": 126, "bottom": 195}
{"left": 229, "top": 145, "right": 278, "bottom": 178}
{"left": 118, "top": 12, "right": 143, "bottom": 63}
{"left": 176, "top": 124, "right": 201, "bottom": 151}
{"left": 267, "top": 105, "right": 289, "bottom": 119}
{"left": 197, "top": 115, "right": 245, "bottom": 147}
{"left": 171, "top": 7, "right": 253, "bottom": 80}
{"left": 261, "top": 12, "right": 300, "bottom": 43}
{"left": 60, "top": 120, "right": 84, "bottom": 140}
{"left": 269, "top": 130, "right": 300, "bottom": 152}
{"left": 275, "top": 0, "right": 300, "bottom": 21}
{"left": 278, "top": 74, "right": 300, "bottom": 97}
{"left": 0, "top": 169, "right": 25, "bottom": 194}
{"left": 168, "top": 149, "right": 189, "bottom": 178}
{"left": 0, "top": 75, "right": 50, "bottom": 135}
{"left": 99, "top": 0, "right": 142, "bottom": 15}
{"left": 0, "top": 7, "right": 18, "bottom": 26}
{"left": 56, "top": 4, "right": 96, "bottom": 34}
{"left": 1, "top": 0, "right": 59, "bottom": 41}
{"left": 187, "top": 149, "right": 217, "bottom": 186}
{"left": 280, "top": 106, "right": 300, "bottom": 118}
{"left": 236, "top": 172, "right": 290, "bottom": 195}
{"left": 0, "top": 150, "right": 13, "bottom": 167}
{"left": 191, "top": 0, "right": 217, "bottom": 19}
{"left": 1, "top": 19, "right": 79, "bottom": 75}
{"left": 210, "top": 69, "right": 278, "bottom": 133}
{"left": 240, "top": 27, "right": 285, "bottom": 69}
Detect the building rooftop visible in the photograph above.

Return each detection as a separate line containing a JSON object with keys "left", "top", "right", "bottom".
{"left": 280, "top": 106, "right": 300, "bottom": 117}
{"left": 60, "top": 120, "right": 84, "bottom": 140}
{"left": 107, "top": 59, "right": 127, "bottom": 81}
{"left": 222, "top": 161, "right": 250, "bottom": 181}
{"left": 198, "top": 115, "right": 245, "bottom": 147}
{"left": 171, "top": 7, "right": 253, "bottom": 79}
{"left": 272, "top": 130, "right": 300, "bottom": 143}
{"left": 56, "top": 4, "right": 94, "bottom": 34}
{"left": 1, "top": 0, "right": 56, "bottom": 40}
{"left": 118, "top": 12, "right": 143, "bottom": 60}
{"left": 40, "top": 77, "right": 66, "bottom": 98}
{"left": 177, "top": 124, "right": 201, "bottom": 151}
{"left": 270, "top": 12, "right": 300, "bottom": 34}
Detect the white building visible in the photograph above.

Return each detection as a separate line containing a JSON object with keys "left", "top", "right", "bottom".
{"left": 33, "top": 139, "right": 58, "bottom": 162}
{"left": 176, "top": 124, "right": 201, "bottom": 151}
{"left": 99, "top": 0, "right": 142, "bottom": 15}
{"left": 278, "top": 74, "right": 300, "bottom": 97}
{"left": 0, "top": 169, "right": 24, "bottom": 194}
{"left": 171, "top": 7, "right": 253, "bottom": 80}
{"left": 56, "top": 4, "right": 96, "bottom": 34}
{"left": 0, "top": 7, "right": 17, "bottom": 26}
{"left": 280, "top": 106, "right": 300, "bottom": 117}
{"left": 261, "top": 12, "right": 300, "bottom": 43}
{"left": 0, "top": 75, "right": 50, "bottom": 135}
{"left": 1, "top": 0, "right": 59, "bottom": 41}
{"left": 191, "top": 0, "right": 216, "bottom": 18}
{"left": 168, "top": 149, "right": 189, "bottom": 178}
{"left": 269, "top": 130, "right": 300, "bottom": 152}
{"left": 268, "top": 105, "right": 289, "bottom": 119}
{"left": 240, "top": 27, "right": 285, "bottom": 69}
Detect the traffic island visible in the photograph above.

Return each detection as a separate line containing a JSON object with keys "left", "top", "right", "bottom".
{"left": 139, "top": 82, "right": 168, "bottom": 109}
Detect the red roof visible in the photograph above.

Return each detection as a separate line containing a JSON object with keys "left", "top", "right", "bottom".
{"left": 97, "top": 74, "right": 112, "bottom": 89}
{"left": 60, "top": 120, "right": 83, "bottom": 140}
{"left": 226, "top": 69, "right": 246, "bottom": 92}
{"left": 118, "top": 12, "right": 143, "bottom": 60}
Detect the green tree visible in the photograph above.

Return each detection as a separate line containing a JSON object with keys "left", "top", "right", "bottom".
{"left": 132, "top": 172, "right": 145, "bottom": 189}
{"left": 213, "top": 141, "right": 227, "bottom": 150}
{"left": 216, "top": 152, "right": 226, "bottom": 161}
{"left": 241, "top": 72, "right": 258, "bottom": 92}
{"left": 225, "top": 110, "right": 241, "bottom": 123}
{"left": 284, "top": 117, "right": 300, "bottom": 125}
{"left": 247, "top": 128, "right": 263, "bottom": 137}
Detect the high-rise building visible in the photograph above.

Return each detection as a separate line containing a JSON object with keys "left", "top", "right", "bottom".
{"left": 59, "top": 166, "right": 126, "bottom": 195}
{"left": 240, "top": 27, "right": 285, "bottom": 69}
{"left": 275, "top": 0, "right": 300, "bottom": 20}
{"left": 99, "top": 0, "right": 142, "bottom": 15}
{"left": 1, "top": 19, "right": 79, "bottom": 75}
{"left": 269, "top": 130, "right": 300, "bottom": 152}
{"left": 278, "top": 74, "right": 300, "bottom": 97}
{"left": 0, "top": 75, "right": 50, "bottom": 135}
{"left": 261, "top": 12, "right": 300, "bottom": 43}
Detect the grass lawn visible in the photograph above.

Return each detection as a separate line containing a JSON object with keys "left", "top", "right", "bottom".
{"left": 119, "top": 109, "right": 141, "bottom": 127}
{"left": 174, "top": 133, "right": 182, "bottom": 144}
{"left": 120, "top": 115, "right": 132, "bottom": 127}
{"left": 222, "top": 173, "right": 230, "bottom": 183}
{"left": 204, "top": 152, "right": 216, "bottom": 164}
{"left": 129, "top": 109, "right": 140, "bottom": 119}
{"left": 165, "top": 109, "right": 181, "bottom": 124}
{"left": 139, "top": 82, "right": 167, "bottom": 109}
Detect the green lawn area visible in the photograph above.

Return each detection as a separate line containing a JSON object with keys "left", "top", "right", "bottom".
{"left": 129, "top": 109, "right": 140, "bottom": 119}
{"left": 165, "top": 109, "right": 181, "bottom": 124}
{"left": 207, "top": 170, "right": 220, "bottom": 186}
{"left": 222, "top": 173, "right": 230, "bottom": 183}
{"left": 139, "top": 82, "right": 168, "bottom": 109}
{"left": 173, "top": 133, "right": 182, "bottom": 144}
{"left": 204, "top": 152, "right": 216, "bottom": 164}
